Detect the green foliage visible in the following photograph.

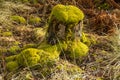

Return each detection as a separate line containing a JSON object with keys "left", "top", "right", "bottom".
{"left": 11, "top": 15, "right": 26, "bottom": 24}
{"left": 6, "top": 61, "right": 18, "bottom": 71}
{"left": 50, "top": 4, "right": 84, "bottom": 24}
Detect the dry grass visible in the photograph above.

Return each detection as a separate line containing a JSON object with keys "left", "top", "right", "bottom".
{"left": 0, "top": 0, "right": 120, "bottom": 80}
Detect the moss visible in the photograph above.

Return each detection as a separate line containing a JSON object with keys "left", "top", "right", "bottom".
{"left": 33, "top": 28, "right": 46, "bottom": 41}
{"left": 37, "top": 49, "right": 59, "bottom": 65}
{"left": 1, "top": 31, "right": 13, "bottom": 37}
{"left": 11, "top": 15, "right": 26, "bottom": 24}
{"left": 28, "top": 0, "right": 38, "bottom": 4}
{"left": 38, "top": 43, "right": 60, "bottom": 62}
{"left": 81, "top": 33, "right": 97, "bottom": 46}
{"left": 0, "top": 47, "right": 7, "bottom": 55}
{"left": 6, "top": 61, "right": 18, "bottom": 71}
{"left": 17, "top": 48, "right": 59, "bottom": 67}
{"left": 9, "top": 46, "right": 21, "bottom": 54}
{"left": 22, "top": 43, "right": 38, "bottom": 50}
{"left": 21, "top": 0, "right": 29, "bottom": 3}
{"left": 66, "top": 41, "right": 89, "bottom": 59}
{"left": 50, "top": 4, "right": 84, "bottom": 24}
{"left": 17, "top": 48, "right": 40, "bottom": 67}
{"left": 5, "top": 55, "right": 17, "bottom": 62}
{"left": 12, "top": 0, "right": 38, "bottom": 4}
{"left": 29, "top": 16, "right": 41, "bottom": 25}
{"left": 5, "top": 47, "right": 59, "bottom": 71}
{"left": 38, "top": 42, "right": 58, "bottom": 52}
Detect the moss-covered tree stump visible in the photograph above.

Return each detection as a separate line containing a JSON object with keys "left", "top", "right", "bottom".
{"left": 47, "top": 4, "right": 85, "bottom": 44}
{"left": 47, "top": 4, "right": 89, "bottom": 59}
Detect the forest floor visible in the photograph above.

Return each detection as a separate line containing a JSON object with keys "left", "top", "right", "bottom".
{"left": 0, "top": 0, "right": 120, "bottom": 80}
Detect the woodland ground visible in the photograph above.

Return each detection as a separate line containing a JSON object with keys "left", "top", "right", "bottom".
{"left": 0, "top": 0, "right": 120, "bottom": 80}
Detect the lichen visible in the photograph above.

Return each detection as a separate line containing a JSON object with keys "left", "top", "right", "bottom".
{"left": 6, "top": 61, "right": 18, "bottom": 71}
{"left": 50, "top": 4, "right": 84, "bottom": 24}
{"left": 11, "top": 15, "right": 26, "bottom": 24}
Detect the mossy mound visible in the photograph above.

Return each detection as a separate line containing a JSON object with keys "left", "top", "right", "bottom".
{"left": 17, "top": 48, "right": 40, "bottom": 67}
{"left": 6, "top": 61, "right": 18, "bottom": 71}
{"left": 5, "top": 48, "right": 60, "bottom": 71}
{"left": 1, "top": 31, "right": 13, "bottom": 37}
{"left": 11, "top": 15, "right": 26, "bottom": 24}
{"left": 8, "top": 46, "right": 21, "bottom": 54}
{"left": 62, "top": 41, "right": 89, "bottom": 59}
{"left": 50, "top": 4, "right": 84, "bottom": 24}
{"left": 29, "top": 16, "right": 41, "bottom": 25}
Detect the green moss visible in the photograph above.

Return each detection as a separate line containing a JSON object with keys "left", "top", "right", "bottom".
{"left": 37, "top": 49, "right": 59, "bottom": 65}
{"left": 22, "top": 43, "right": 38, "bottom": 50}
{"left": 12, "top": 0, "right": 38, "bottom": 4}
{"left": 17, "top": 48, "right": 40, "bottom": 67}
{"left": 33, "top": 28, "right": 46, "bottom": 41}
{"left": 17, "top": 48, "right": 59, "bottom": 67}
{"left": 5, "top": 55, "right": 17, "bottom": 62}
{"left": 81, "top": 33, "right": 97, "bottom": 46}
{"left": 0, "top": 47, "right": 7, "bottom": 55}
{"left": 28, "top": 0, "right": 38, "bottom": 4}
{"left": 38, "top": 43, "right": 60, "bottom": 62}
{"left": 38, "top": 42, "right": 58, "bottom": 52}
{"left": 22, "top": 0, "right": 29, "bottom": 3}
{"left": 9, "top": 46, "right": 21, "bottom": 54}
{"left": 5, "top": 46, "right": 59, "bottom": 71}
{"left": 50, "top": 4, "right": 84, "bottom": 24}
{"left": 1, "top": 31, "right": 13, "bottom": 37}
{"left": 11, "top": 15, "right": 26, "bottom": 24}
{"left": 66, "top": 41, "right": 89, "bottom": 59}
{"left": 6, "top": 61, "right": 18, "bottom": 71}
{"left": 29, "top": 16, "right": 41, "bottom": 25}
